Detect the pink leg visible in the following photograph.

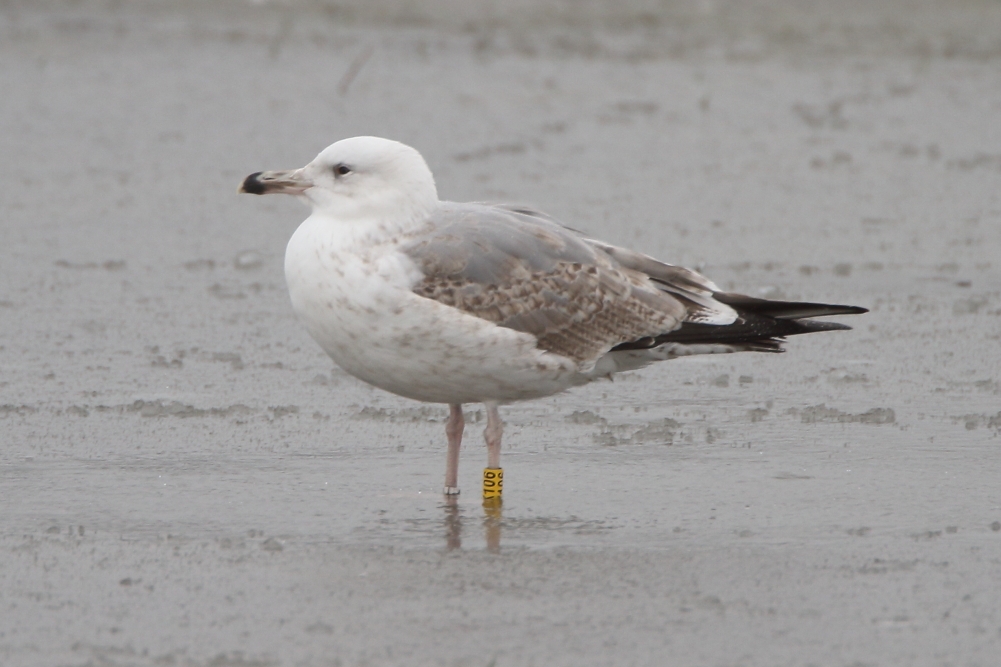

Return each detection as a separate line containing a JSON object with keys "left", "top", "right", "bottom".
{"left": 484, "top": 402, "right": 502, "bottom": 469}
{"left": 443, "top": 404, "right": 464, "bottom": 495}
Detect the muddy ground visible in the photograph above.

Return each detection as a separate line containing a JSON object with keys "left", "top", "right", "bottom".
{"left": 1, "top": 1, "right": 1000, "bottom": 665}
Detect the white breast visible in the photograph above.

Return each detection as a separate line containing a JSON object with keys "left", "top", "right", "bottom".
{"left": 283, "top": 214, "right": 581, "bottom": 404}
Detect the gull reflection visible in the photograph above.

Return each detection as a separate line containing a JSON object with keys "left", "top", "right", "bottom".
{"left": 483, "top": 498, "right": 502, "bottom": 553}
{"left": 440, "top": 497, "right": 504, "bottom": 552}
{"left": 442, "top": 495, "right": 462, "bottom": 551}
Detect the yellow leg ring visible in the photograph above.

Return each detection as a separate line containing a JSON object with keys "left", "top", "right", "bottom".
{"left": 483, "top": 467, "right": 503, "bottom": 500}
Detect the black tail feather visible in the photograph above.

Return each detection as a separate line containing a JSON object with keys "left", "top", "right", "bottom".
{"left": 611, "top": 295, "right": 865, "bottom": 352}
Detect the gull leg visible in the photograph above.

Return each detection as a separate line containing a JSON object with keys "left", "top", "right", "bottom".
{"left": 484, "top": 402, "right": 502, "bottom": 469}
{"left": 482, "top": 402, "right": 504, "bottom": 500}
{"left": 443, "top": 403, "right": 464, "bottom": 495}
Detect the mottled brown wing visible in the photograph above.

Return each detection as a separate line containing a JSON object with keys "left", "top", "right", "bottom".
{"left": 403, "top": 203, "right": 687, "bottom": 365}
{"left": 585, "top": 239, "right": 736, "bottom": 325}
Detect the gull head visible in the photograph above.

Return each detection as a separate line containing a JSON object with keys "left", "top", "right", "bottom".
{"left": 240, "top": 136, "right": 438, "bottom": 221}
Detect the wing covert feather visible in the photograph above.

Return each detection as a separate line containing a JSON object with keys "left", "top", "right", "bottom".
{"left": 403, "top": 203, "right": 685, "bottom": 364}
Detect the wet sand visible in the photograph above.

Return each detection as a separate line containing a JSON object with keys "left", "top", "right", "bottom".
{"left": 2, "top": 1, "right": 1001, "bottom": 665}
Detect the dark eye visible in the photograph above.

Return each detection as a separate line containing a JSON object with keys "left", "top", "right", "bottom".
{"left": 334, "top": 164, "right": 351, "bottom": 176}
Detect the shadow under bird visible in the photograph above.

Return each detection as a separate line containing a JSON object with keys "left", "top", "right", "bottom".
{"left": 240, "top": 136, "right": 866, "bottom": 498}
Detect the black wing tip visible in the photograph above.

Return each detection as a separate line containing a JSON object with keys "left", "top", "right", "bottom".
{"left": 823, "top": 305, "right": 868, "bottom": 316}
{"left": 633, "top": 312, "right": 856, "bottom": 350}
{"left": 713, "top": 292, "right": 869, "bottom": 319}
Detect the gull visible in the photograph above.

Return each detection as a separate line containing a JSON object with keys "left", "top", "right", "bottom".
{"left": 240, "top": 136, "right": 866, "bottom": 497}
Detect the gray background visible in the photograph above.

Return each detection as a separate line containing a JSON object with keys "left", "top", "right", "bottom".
{"left": 2, "top": 1, "right": 1000, "bottom": 665}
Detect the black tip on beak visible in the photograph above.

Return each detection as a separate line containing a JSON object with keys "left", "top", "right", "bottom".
{"left": 240, "top": 172, "right": 266, "bottom": 195}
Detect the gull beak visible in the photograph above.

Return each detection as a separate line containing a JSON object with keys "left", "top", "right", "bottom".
{"left": 239, "top": 168, "right": 312, "bottom": 195}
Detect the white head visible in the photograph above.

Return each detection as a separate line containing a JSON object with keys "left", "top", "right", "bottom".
{"left": 241, "top": 136, "right": 438, "bottom": 222}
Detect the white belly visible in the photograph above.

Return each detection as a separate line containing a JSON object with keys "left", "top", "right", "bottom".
{"left": 283, "top": 216, "right": 581, "bottom": 404}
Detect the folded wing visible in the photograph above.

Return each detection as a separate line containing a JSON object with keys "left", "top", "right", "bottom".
{"left": 589, "top": 239, "right": 867, "bottom": 353}
{"left": 403, "top": 203, "right": 866, "bottom": 366}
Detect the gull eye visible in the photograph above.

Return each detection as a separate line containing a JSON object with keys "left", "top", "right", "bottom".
{"left": 334, "top": 164, "right": 351, "bottom": 176}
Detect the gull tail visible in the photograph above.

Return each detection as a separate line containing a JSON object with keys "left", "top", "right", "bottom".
{"left": 612, "top": 295, "right": 868, "bottom": 354}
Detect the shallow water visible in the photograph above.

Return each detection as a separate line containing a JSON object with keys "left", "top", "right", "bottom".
{"left": 2, "top": 1, "right": 1001, "bottom": 665}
